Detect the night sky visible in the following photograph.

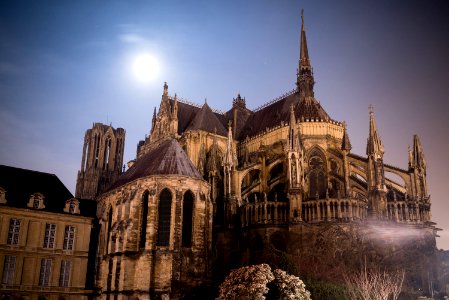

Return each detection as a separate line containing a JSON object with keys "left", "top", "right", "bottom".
{"left": 1, "top": 1, "right": 448, "bottom": 249}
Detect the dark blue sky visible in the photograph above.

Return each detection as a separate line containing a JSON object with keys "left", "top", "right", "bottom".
{"left": 1, "top": 0, "right": 449, "bottom": 248}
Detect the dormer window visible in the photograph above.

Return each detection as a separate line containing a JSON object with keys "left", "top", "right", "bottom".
{"left": 0, "top": 187, "right": 6, "bottom": 204}
{"left": 63, "top": 198, "right": 80, "bottom": 214}
{"left": 69, "top": 202, "right": 76, "bottom": 213}
{"left": 27, "top": 193, "right": 45, "bottom": 209}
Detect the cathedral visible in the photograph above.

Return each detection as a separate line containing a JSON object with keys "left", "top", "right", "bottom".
{"left": 71, "top": 13, "right": 440, "bottom": 300}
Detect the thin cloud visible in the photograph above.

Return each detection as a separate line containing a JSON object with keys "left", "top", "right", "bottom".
{"left": 118, "top": 33, "right": 147, "bottom": 44}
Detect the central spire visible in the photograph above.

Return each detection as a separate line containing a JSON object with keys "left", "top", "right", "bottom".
{"left": 297, "top": 9, "right": 315, "bottom": 99}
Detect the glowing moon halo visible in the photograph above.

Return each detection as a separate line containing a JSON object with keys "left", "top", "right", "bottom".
{"left": 132, "top": 54, "right": 159, "bottom": 83}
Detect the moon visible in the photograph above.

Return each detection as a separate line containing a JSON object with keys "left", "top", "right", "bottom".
{"left": 132, "top": 54, "right": 159, "bottom": 83}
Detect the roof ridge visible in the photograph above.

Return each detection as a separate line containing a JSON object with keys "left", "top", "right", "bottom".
{"left": 168, "top": 95, "right": 225, "bottom": 115}
{"left": 185, "top": 102, "right": 228, "bottom": 136}
{"left": 253, "top": 88, "right": 297, "bottom": 112}
{"left": 0, "top": 164, "right": 57, "bottom": 177}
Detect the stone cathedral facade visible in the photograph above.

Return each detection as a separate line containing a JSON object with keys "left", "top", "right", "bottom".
{"left": 76, "top": 15, "right": 440, "bottom": 299}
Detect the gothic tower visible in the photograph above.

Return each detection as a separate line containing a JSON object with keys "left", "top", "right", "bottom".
{"left": 366, "top": 107, "right": 387, "bottom": 218}
{"left": 75, "top": 123, "right": 125, "bottom": 200}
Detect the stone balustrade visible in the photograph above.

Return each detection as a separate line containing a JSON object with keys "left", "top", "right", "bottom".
{"left": 302, "top": 198, "right": 368, "bottom": 223}
{"left": 386, "top": 200, "right": 431, "bottom": 224}
{"left": 241, "top": 202, "right": 289, "bottom": 227}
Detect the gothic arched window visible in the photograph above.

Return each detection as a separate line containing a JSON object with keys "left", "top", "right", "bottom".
{"left": 309, "top": 155, "right": 327, "bottom": 199}
{"left": 182, "top": 190, "right": 194, "bottom": 247}
{"left": 106, "top": 207, "right": 113, "bottom": 254}
{"left": 140, "top": 191, "right": 149, "bottom": 249}
{"left": 157, "top": 188, "right": 172, "bottom": 247}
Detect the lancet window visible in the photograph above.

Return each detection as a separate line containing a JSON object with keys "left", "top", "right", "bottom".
{"left": 157, "top": 188, "right": 172, "bottom": 247}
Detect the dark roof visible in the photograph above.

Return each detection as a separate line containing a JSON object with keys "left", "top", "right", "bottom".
{"left": 296, "top": 96, "right": 330, "bottom": 121}
{"left": 170, "top": 99, "right": 200, "bottom": 134}
{"left": 169, "top": 99, "right": 228, "bottom": 135}
{"left": 185, "top": 102, "right": 228, "bottom": 136}
{"left": 110, "top": 139, "right": 201, "bottom": 190}
{"left": 224, "top": 106, "right": 253, "bottom": 139}
{"left": 238, "top": 91, "right": 331, "bottom": 140}
{"left": 0, "top": 165, "right": 94, "bottom": 217}
{"left": 169, "top": 91, "right": 332, "bottom": 141}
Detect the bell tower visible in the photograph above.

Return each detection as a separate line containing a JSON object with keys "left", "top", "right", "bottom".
{"left": 75, "top": 123, "right": 125, "bottom": 200}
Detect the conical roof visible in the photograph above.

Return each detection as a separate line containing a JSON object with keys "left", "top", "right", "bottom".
{"left": 185, "top": 102, "right": 228, "bottom": 136}
{"left": 366, "top": 107, "right": 384, "bottom": 156}
{"left": 341, "top": 124, "right": 352, "bottom": 151}
{"left": 109, "top": 139, "right": 201, "bottom": 190}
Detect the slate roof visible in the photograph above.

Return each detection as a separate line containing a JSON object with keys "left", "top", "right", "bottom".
{"left": 185, "top": 102, "right": 228, "bottom": 136}
{"left": 110, "top": 139, "right": 202, "bottom": 190}
{"left": 238, "top": 92, "right": 331, "bottom": 139}
{"left": 168, "top": 89, "right": 332, "bottom": 141}
{"left": 169, "top": 99, "right": 228, "bottom": 136}
{"left": 0, "top": 165, "right": 96, "bottom": 218}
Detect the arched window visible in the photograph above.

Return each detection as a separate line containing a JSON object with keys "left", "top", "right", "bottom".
{"left": 106, "top": 207, "right": 112, "bottom": 254}
{"left": 309, "top": 155, "right": 327, "bottom": 199}
{"left": 103, "top": 138, "right": 111, "bottom": 170}
{"left": 94, "top": 134, "right": 100, "bottom": 169}
{"left": 140, "top": 191, "right": 149, "bottom": 249}
{"left": 157, "top": 189, "right": 172, "bottom": 247}
{"left": 182, "top": 191, "right": 194, "bottom": 247}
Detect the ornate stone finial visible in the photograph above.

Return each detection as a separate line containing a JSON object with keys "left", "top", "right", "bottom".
{"left": 163, "top": 82, "right": 168, "bottom": 95}
{"left": 233, "top": 93, "right": 246, "bottom": 109}
{"left": 368, "top": 104, "right": 374, "bottom": 114}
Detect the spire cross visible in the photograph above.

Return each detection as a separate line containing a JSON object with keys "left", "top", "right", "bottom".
{"left": 368, "top": 104, "right": 374, "bottom": 114}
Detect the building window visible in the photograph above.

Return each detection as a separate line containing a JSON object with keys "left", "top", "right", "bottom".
{"left": 308, "top": 156, "right": 327, "bottom": 199}
{"left": 7, "top": 219, "right": 21, "bottom": 245}
{"left": 140, "top": 191, "right": 149, "bottom": 249}
{"left": 106, "top": 207, "right": 113, "bottom": 254}
{"left": 182, "top": 190, "right": 194, "bottom": 247}
{"left": 0, "top": 187, "right": 6, "bottom": 204}
{"left": 2, "top": 255, "right": 16, "bottom": 284}
{"left": 157, "top": 188, "right": 172, "bottom": 247}
{"left": 69, "top": 202, "right": 76, "bottom": 213}
{"left": 63, "top": 226, "right": 75, "bottom": 250}
{"left": 39, "top": 258, "right": 52, "bottom": 286}
{"left": 43, "top": 223, "right": 57, "bottom": 249}
{"left": 59, "top": 260, "right": 71, "bottom": 287}
{"left": 27, "top": 193, "right": 45, "bottom": 209}
{"left": 63, "top": 198, "right": 80, "bottom": 214}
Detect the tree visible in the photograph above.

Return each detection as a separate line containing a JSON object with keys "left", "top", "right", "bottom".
{"left": 216, "top": 264, "right": 311, "bottom": 300}
{"left": 344, "top": 266, "right": 405, "bottom": 300}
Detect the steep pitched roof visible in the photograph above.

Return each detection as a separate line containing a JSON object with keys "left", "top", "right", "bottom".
{"left": 185, "top": 102, "right": 228, "bottom": 136}
{"left": 237, "top": 91, "right": 331, "bottom": 140}
{"left": 0, "top": 165, "right": 97, "bottom": 216}
{"left": 342, "top": 125, "right": 352, "bottom": 151}
{"left": 168, "top": 99, "right": 228, "bottom": 135}
{"left": 110, "top": 139, "right": 201, "bottom": 190}
{"left": 296, "top": 96, "right": 330, "bottom": 121}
